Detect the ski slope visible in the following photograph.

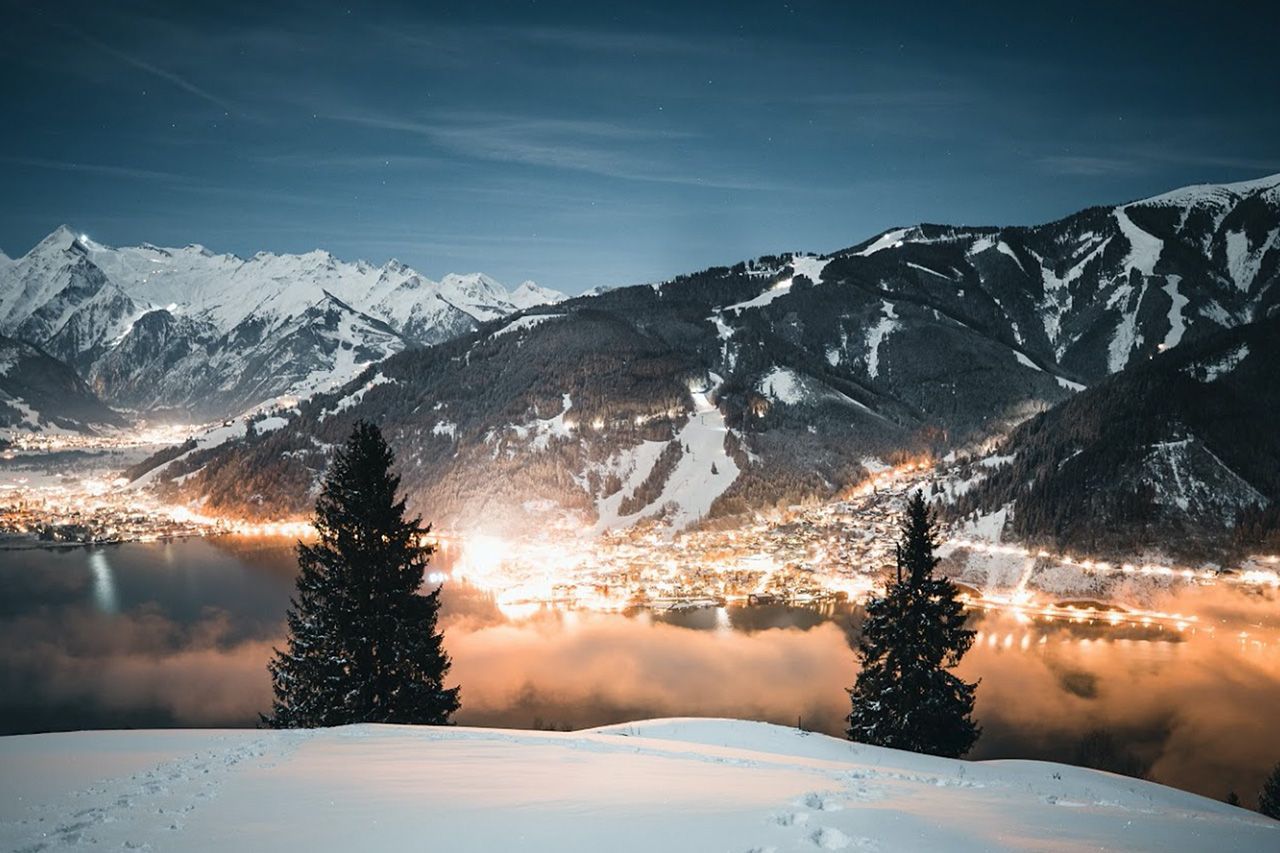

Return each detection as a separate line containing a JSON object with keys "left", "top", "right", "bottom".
{"left": 0, "top": 719, "right": 1273, "bottom": 851}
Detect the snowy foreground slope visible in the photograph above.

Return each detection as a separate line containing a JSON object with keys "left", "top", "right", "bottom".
{"left": 1, "top": 720, "right": 1274, "bottom": 852}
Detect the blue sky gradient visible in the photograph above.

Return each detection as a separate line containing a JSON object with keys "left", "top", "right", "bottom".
{"left": 2, "top": 0, "right": 1277, "bottom": 292}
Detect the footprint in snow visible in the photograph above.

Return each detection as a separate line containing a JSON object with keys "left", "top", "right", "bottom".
{"left": 810, "top": 827, "right": 879, "bottom": 850}
{"left": 809, "top": 826, "right": 853, "bottom": 849}
{"left": 798, "top": 792, "right": 845, "bottom": 812}
{"left": 772, "top": 810, "right": 810, "bottom": 827}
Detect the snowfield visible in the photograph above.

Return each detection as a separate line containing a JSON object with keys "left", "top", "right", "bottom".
{"left": 0, "top": 719, "right": 1273, "bottom": 852}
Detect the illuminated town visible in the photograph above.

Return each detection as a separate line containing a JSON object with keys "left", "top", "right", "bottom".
{"left": 6, "top": 427, "right": 1276, "bottom": 639}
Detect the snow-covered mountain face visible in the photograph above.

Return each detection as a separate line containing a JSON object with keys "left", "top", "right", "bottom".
{"left": 0, "top": 334, "right": 125, "bottom": 433}
{"left": 949, "top": 312, "right": 1280, "bottom": 560}
{"left": 835, "top": 172, "right": 1280, "bottom": 382}
{"left": 169, "top": 175, "right": 1280, "bottom": 538}
{"left": 0, "top": 227, "right": 567, "bottom": 419}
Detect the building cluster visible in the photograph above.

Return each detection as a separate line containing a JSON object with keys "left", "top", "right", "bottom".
{"left": 448, "top": 462, "right": 935, "bottom": 614}
{"left": 0, "top": 481, "right": 214, "bottom": 545}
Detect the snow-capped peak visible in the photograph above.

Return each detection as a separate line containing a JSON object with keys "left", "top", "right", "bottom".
{"left": 1133, "top": 172, "right": 1280, "bottom": 209}
{"left": 509, "top": 280, "right": 569, "bottom": 310}
{"left": 24, "top": 224, "right": 80, "bottom": 258}
{"left": 0, "top": 227, "right": 562, "bottom": 417}
{"left": 440, "top": 272, "right": 507, "bottom": 298}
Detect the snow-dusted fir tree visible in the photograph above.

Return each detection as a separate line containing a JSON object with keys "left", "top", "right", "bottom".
{"left": 1260, "top": 762, "right": 1280, "bottom": 819}
{"left": 264, "top": 421, "right": 460, "bottom": 728}
{"left": 847, "top": 490, "right": 979, "bottom": 757}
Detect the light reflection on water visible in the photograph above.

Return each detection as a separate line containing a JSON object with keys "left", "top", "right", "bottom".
{"left": 0, "top": 537, "right": 1277, "bottom": 806}
{"left": 88, "top": 550, "right": 118, "bottom": 614}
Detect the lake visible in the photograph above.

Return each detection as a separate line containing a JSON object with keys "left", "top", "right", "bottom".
{"left": 2, "top": 536, "right": 1278, "bottom": 806}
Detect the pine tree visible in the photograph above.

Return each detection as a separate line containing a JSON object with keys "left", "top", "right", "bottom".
{"left": 847, "top": 490, "right": 979, "bottom": 757}
{"left": 1260, "top": 762, "right": 1280, "bottom": 820}
{"left": 264, "top": 420, "right": 460, "bottom": 728}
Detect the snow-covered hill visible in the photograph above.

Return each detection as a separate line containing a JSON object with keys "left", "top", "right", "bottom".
{"left": 0, "top": 719, "right": 1272, "bottom": 851}
{"left": 949, "top": 312, "right": 1280, "bottom": 559}
{"left": 0, "top": 334, "right": 125, "bottom": 434}
{"left": 0, "top": 228, "right": 567, "bottom": 418}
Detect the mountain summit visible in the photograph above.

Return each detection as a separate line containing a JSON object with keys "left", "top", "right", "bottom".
{"left": 0, "top": 234, "right": 567, "bottom": 418}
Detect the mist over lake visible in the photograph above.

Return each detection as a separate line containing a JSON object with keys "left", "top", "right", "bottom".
{"left": 4, "top": 536, "right": 1277, "bottom": 803}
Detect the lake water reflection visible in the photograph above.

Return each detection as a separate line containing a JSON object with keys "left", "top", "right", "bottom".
{"left": 1, "top": 536, "right": 1277, "bottom": 805}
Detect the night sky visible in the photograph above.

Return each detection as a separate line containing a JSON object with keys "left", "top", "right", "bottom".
{"left": 3, "top": 0, "right": 1277, "bottom": 293}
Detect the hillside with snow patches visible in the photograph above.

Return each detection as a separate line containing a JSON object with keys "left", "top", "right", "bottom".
{"left": 0, "top": 334, "right": 126, "bottom": 433}
{"left": 945, "top": 312, "right": 1280, "bottom": 558}
{"left": 0, "top": 719, "right": 1273, "bottom": 851}
{"left": 0, "top": 227, "right": 566, "bottom": 420}
{"left": 155, "top": 174, "right": 1280, "bottom": 541}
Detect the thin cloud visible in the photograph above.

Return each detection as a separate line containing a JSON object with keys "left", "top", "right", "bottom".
{"left": 1035, "top": 155, "right": 1140, "bottom": 176}
{"left": 1141, "top": 150, "right": 1280, "bottom": 174}
{"left": 1035, "top": 148, "right": 1280, "bottom": 178}
{"left": 68, "top": 27, "right": 236, "bottom": 113}
{"left": 325, "top": 111, "right": 796, "bottom": 191}
{"left": 1, "top": 155, "right": 199, "bottom": 184}
{"left": 799, "top": 89, "right": 975, "bottom": 109}
{"left": 375, "top": 22, "right": 737, "bottom": 60}
{"left": 252, "top": 152, "right": 454, "bottom": 170}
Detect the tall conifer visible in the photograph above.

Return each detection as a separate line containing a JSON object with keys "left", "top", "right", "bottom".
{"left": 847, "top": 491, "right": 979, "bottom": 757}
{"left": 265, "top": 421, "right": 459, "bottom": 728}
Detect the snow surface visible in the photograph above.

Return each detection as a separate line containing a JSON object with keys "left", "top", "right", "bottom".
{"left": 529, "top": 393, "right": 577, "bottom": 451}
{"left": 994, "top": 240, "right": 1026, "bottom": 272}
{"left": 255, "top": 416, "right": 287, "bottom": 433}
{"left": 491, "top": 313, "right": 563, "bottom": 339}
{"left": 906, "top": 261, "right": 953, "bottom": 280}
{"left": 1161, "top": 275, "right": 1188, "bottom": 351}
{"left": 1114, "top": 207, "right": 1163, "bottom": 277}
{"left": 0, "top": 719, "right": 1272, "bottom": 852}
{"left": 853, "top": 228, "right": 910, "bottom": 257}
{"left": 959, "top": 506, "right": 1010, "bottom": 543}
{"left": 1137, "top": 171, "right": 1280, "bottom": 208}
{"left": 643, "top": 377, "right": 740, "bottom": 531}
{"left": 966, "top": 236, "right": 995, "bottom": 257}
{"left": 1107, "top": 282, "right": 1146, "bottom": 373}
{"left": 1009, "top": 349, "right": 1085, "bottom": 392}
{"left": 509, "top": 281, "right": 568, "bottom": 310}
{"left": 593, "top": 376, "right": 739, "bottom": 534}
{"left": 125, "top": 418, "right": 252, "bottom": 488}
{"left": 1144, "top": 439, "right": 1266, "bottom": 514}
{"left": 864, "top": 301, "right": 899, "bottom": 380}
{"left": 322, "top": 371, "right": 396, "bottom": 420}
{"left": 790, "top": 255, "right": 830, "bottom": 284}
{"left": 1199, "top": 298, "right": 1234, "bottom": 328}
{"left": 591, "top": 439, "right": 672, "bottom": 532}
{"left": 1225, "top": 228, "right": 1278, "bottom": 293}
{"left": 1013, "top": 350, "right": 1042, "bottom": 372}
{"left": 723, "top": 277, "right": 794, "bottom": 312}
{"left": 1184, "top": 344, "right": 1250, "bottom": 383}
{"left": 709, "top": 313, "right": 735, "bottom": 340}
{"left": 758, "top": 366, "right": 806, "bottom": 406}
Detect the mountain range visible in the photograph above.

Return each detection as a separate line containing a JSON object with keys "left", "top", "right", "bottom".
{"left": 947, "top": 312, "right": 1279, "bottom": 560}
{"left": 127, "top": 174, "right": 1279, "bottom": 556}
{"left": 0, "top": 228, "right": 566, "bottom": 419}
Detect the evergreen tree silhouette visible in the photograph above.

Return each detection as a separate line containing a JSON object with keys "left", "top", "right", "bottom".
{"left": 265, "top": 421, "right": 459, "bottom": 727}
{"left": 847, "top": 491, "right": 979, "bottom": 757}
